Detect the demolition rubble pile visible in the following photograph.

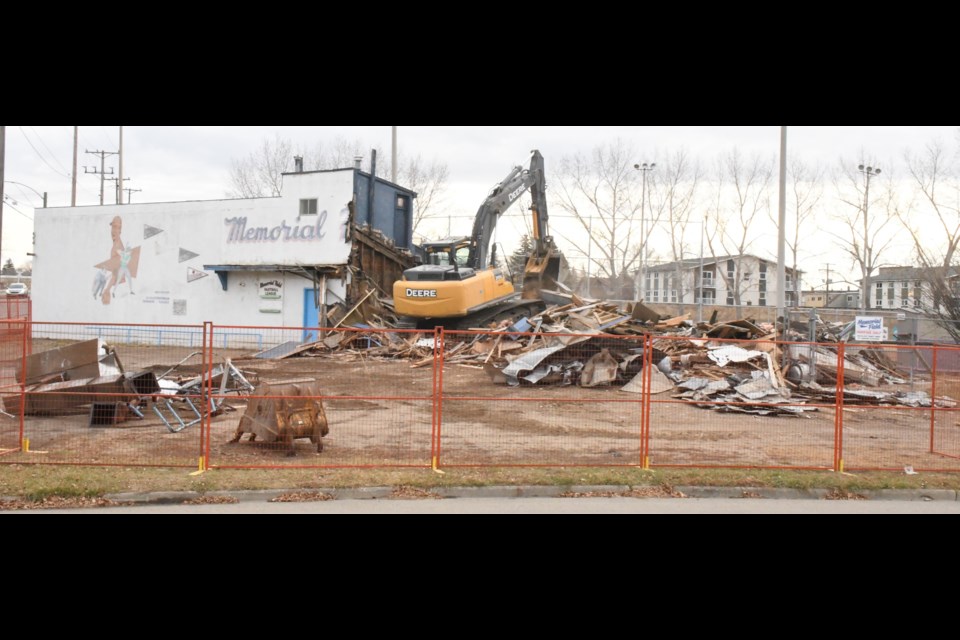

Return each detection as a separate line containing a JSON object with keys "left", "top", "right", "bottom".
{"left": 6, "top": 339, "right": 258, "bottom": 431}
{"left": 270, "top": 294, "right": 955, "bottom": 416}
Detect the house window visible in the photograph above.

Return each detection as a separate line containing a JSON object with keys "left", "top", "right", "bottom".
{"left": 701, "top": 271, "right": 714, "bottom": 286}
{"left": 901, "top": 282, "right": 909, "bottom": 305}
{"left": 914, "top": 282, "right": 922, "bottom": 308}
{"left": 759, "top": 295, "right": 767, "bottom": 307}
{"left": 300, "top": 199, "right": 318, "bottom": 216}
{"left": 886, "top": 283, "right": 895, "bottom": 301}
{"left": 703, "top": 291, "right": 715, "bottom": 304}
{"left": 670, "top": 290, "right": 678, "bottom": 303}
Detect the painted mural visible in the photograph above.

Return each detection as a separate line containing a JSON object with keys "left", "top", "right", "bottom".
{"left": 94, "top": 216, "right": 142, "bottom": 305}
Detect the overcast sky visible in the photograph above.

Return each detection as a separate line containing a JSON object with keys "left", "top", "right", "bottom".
{"left": 3, "top": 126, "right": 958, "bottom": 281}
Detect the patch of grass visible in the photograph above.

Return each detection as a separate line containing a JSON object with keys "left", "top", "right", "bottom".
{"left": 2, "top": 463, "right": 959, "bottom": 505}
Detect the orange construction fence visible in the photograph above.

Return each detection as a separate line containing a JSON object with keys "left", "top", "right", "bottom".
{"left": 0, "top": 320, "right": 958, "bottom": 472}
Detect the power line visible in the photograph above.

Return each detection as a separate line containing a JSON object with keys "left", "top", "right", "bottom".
{"left": 18, "top": 127, "right": 70, "bottom": 178}
{"left": 1, "top": 196, "right": 34, "bottom": 221}
{"left": 84, "top": 149, "right": 118, "bottom": 205}
{"left": 28, "top": 126, "right": 70, "bottom": 175}
{"left": 10, "top": 184, "right": 41, "bottom": 208}
{"left": 101, "top": 126, "right": 117, "bottom": 148}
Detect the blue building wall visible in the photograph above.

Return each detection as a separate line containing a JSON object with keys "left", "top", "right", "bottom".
{"left": 353, "top": 172, "right": 415, "bottom": 250}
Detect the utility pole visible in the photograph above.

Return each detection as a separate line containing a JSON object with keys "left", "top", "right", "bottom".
{"left": 0, "top": 126, "right": 5, "bottom": 269}
{"left": 118, "top": 126, "right": 124, "bottom": 204}
{"left": 391, "top": 126, "right": 398, "bottom": 184}
{"left": 123, "top": 187, "right": 142, "bottom": 203}
{"left": 776, "top": 126, "right": 787, "bottom": 343}
{"left": 72, "top": 126, "right": 78, "bottom": 206}
{"left": 106, "top": 176, "right": 130, "bottom": 204}
{"left": 85, "top": 149, "right": 118, "bottom": 205}
{"left": 820, "top": 263, "right": 834, "bottom": 291}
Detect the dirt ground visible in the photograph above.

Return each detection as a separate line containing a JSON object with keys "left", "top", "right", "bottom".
{"left": 2, "top": 341, "right": 960, "bottom": 471}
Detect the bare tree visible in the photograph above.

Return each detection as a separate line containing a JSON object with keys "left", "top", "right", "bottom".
{"left": 228, "top": 136, "right": 449, "bottom": 233}
{"left": 897, "top": 140, "right": 960, "bottom": 339}
{"left": 705, "top": 149, "right": 774, "bottom": 310}
{"left": 828, "top": 155, "right": 898, "bottom": 311}
{"left": 551, "top": 139, "right": 642, "bottom": 298}
{"left": 393, "top": 154, "right": 449, "bottom": 236}
{"left": 647, "top": 149, "right": 701, "bottom": 311}
{"left": 227, "top": 134, "right": 294, "bottom": 198}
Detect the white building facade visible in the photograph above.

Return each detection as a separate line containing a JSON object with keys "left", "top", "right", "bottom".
{"left": 645, "top": 255, "right": 801, "bottom": 308}
{"left": 32, "top": 169, "right": 415, "bottom": 332}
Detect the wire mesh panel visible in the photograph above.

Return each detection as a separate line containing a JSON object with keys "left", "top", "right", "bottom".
{"left": 646, "top": 335, "right": 836, "bottom": 470}
{"left": 0, "top": 321, "right": 26, "bottom": 455}
{"left": 438, "top": 330, "right": 644, "bottom": 467}
{"left": 838, "top": 342, "right": 960, "bottom": 471}
{"left": 931, "top": 345, "right": 960, "bottom": 463}
{"left": 8, "top": 322, "right": 206, "bottom": 467}
{"left": 207, "top": 325, "right": 434, "bottom": 468}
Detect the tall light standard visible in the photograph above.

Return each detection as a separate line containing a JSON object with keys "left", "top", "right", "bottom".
{"left": 634, "top": 162, "right": 656, "bottom": 300}
{"left": 858, "top": 164, "right": 881, "bottom": 311}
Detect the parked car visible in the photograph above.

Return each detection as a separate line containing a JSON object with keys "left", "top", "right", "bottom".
{"left": 5, "top": 283, "right": 29, "bottom": 296}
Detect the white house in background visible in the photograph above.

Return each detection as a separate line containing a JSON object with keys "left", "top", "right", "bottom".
{"left": 645, "top": 254, "right": 801, "bottom": 308}
{"left": 800, "top": 289, "right": 860, "bottom": 309}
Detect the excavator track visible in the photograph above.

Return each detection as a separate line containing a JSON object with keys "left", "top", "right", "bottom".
{"left": 403, "top": 299, "right": 546, "bottom": 332}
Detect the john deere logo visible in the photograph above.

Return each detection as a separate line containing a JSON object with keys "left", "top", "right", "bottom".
{"left": 406, "top": 289, "right": 438, "bottom": 298}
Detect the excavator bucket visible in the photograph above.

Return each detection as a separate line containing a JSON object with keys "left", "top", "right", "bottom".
{"left": 230, "top": 378, "right": 330, "bottom": 455}
{"left": 521, "top": 249, "right": 566, "bottom": 300}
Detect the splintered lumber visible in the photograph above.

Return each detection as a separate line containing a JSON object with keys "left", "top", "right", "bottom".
{"left": 661, "top": 314, "right": 691, "bottom": 327}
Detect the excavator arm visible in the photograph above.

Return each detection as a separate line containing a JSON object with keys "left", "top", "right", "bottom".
{"left": 467, "top": 161, "right": 537, "bottom": 271}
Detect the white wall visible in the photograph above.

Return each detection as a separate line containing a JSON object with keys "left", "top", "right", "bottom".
{"left": 33, "top": 171, "right": 355, "bottom": 330}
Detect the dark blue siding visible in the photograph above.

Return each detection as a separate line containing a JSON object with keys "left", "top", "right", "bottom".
{"left": 353, "top": 172, "right": 415, "bottom": 250}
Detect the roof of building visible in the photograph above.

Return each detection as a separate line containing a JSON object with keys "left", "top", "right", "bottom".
{"left": 647, "top": 254, "right": 802, "bottom": 274}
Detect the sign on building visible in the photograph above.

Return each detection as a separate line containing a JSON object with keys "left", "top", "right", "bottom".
{"left": 854, "top": 316, "right": 887, "bottom": 342}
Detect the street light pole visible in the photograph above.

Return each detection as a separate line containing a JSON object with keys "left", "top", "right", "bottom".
{"left": 634, "top": 162, "right": 656, "bottom": 300}
{"left": 858, "top": 164, "right": 881, "bottom": 311}
{"left": 4, "top": 181, "right": 47, "bottom": 208}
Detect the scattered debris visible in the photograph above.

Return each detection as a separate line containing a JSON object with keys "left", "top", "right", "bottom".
{"left": 269, "top": 491, "right": 335, "bottom": 503}
{"left": 249, "top": 294, "right": 954, "bottom": 417}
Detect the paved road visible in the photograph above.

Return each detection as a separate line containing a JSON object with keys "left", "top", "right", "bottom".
{"left": 12, "top": 497, "right": 960, "bottom": 514}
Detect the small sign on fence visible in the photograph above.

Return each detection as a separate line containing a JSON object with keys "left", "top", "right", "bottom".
{"left": 854, "top": 316, "right": 887, "bottom": 342}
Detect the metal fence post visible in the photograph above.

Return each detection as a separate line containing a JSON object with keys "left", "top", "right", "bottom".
{"left": 834, "top": 342, "right": 845, "bottom": 472}
{"left": 18, "top": 319, "right": 28, "bottom": 451}
{"left": 642, "top": 333, "right": 652, "bottom": 470}
{"left": 201, "top": 321, "right": 213, "bottom": 472}
{"left": 929, "top": 345, "right": 938, "bottom": 454}
{"left": 432, "top": 326, "right": 444, "bottom": 472}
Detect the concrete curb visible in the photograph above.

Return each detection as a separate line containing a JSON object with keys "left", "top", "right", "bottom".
{"left": 92, "top": 485, "right": 960, "bottom": 505}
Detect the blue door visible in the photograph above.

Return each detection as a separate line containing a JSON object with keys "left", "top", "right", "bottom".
{"left": 303, "top": 288, "right": 319, "bottom": 342}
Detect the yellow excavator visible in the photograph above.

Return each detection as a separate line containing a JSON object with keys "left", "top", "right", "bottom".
{"left": 393, "top": 150, "right": 565, "bottom": 329}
